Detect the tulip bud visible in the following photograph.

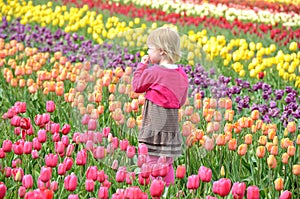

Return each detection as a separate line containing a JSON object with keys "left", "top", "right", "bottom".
{"left": 150, "top": 179, "right": 164, "bottom": 198}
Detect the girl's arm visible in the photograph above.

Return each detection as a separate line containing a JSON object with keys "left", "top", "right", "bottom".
{"left": 132, "top": 62, "right": 154, "bottom": 93}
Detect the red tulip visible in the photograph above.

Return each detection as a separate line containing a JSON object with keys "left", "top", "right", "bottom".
{"left": 0, "top": 182, "right": 7, "bottom": 199}
{"left": 76, "top": 149, "right": 87, "bottom": 165}
{"left": 176, "top": 165, "right": 186, "bottom": 179}
{"left": 64, "top": 173, "right": 78, "bottom": 192}
{"left": 212, "top": 178, "right": 232, "bottom": 197}
{"left": 61, "top": 124, "right": 71, "bottom": 135}
{"left": 187, "top": 175, "right": 200, "bottom": 190}
{"left": 86, "top": 166, "right": 98, "bottom": 181}
{"left": 98, "top": 186, "right": 109, "bottom": 199}
{"left": 85, "top": 179, "right": 95, "bottom": 192}
{"left": 45, "top": 154, "right": 58, "bottom": 167}
{"left": 247, "top": 185, "right": 260, "bottom": 199}
{"left": 279, "top": 190, "right": 292, "bottom": 199}
{"left": 198, "top": 166, "right": 212, "bottom": 182}
{"left": 22, "top": 174, "right": 33, "bottom": 189}
{"left": 2, "top": 140, "right": 12, "bottom": 152}
{"left": 150, "top": 179, "right": 164, "bottom": 198}
{"left": 231, "top": 182, "right": 246, "bottom": 199}
{"left": 46, "top": 101, "right": 56, "bottom": 113}
{"left": 40, "top": 166, "right": 52, "bottom": 183}
{"left": 20, "top": 118, "right": 31, "bottom": 130}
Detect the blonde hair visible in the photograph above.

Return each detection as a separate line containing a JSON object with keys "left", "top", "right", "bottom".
{"left": 146, "top": 27, "right": 181, "bottom": 63}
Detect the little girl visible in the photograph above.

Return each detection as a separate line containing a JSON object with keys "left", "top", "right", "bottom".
{"left": 132, "top": 27, "right": 188, "bottom": 186}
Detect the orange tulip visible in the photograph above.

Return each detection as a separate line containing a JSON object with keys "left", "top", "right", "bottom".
{"left": 206, "top": 122, "right": 214, "bottom": 133}
{"left": 244, "top": 134, "right": 252, "bottom": 145}
{"left": 251, "top": 125, "right": 257, "bottom": 133}
{"left": 274, "top": 178, "right": 283, "bottom": 191}
{"left": 251, "top": 110, "right": 259, "bottom": 120}
{"left": 10, "top": 78, "right": 18, "bottom": 87}
{"left": 287, "top": 145, "right": 296, "bottom": 156}
{"left": 296, "top": 134, "right": 300, "bottom": 145}
{"left": 97, "top": 105, "right": 104, "bottom": 115}
{"left": 233, "top": 123, "right": 242, "bottom": 134}
{"left": 190, "top": 112, "right": 200, "bottom": 124}
{"left": 256, "top": 146, "right": 265, "bottom": 158}
{"left": 138, "top": 95, "right": 145, "bottom": 105}
{"left": 218, "top": 98, "right": 226, "bottom": 108}
{"left": 255, "top": 119, "right": 263, "bottom": 130}
{"left": 125, "top": 66, "right": 132, "bottom": 75}
{"left": 94, "top": 92, "right": 102, "bottom": 103}
{"left": 108, "top": 84, "right": 116, "bottom": 93}
{"left": 258, "top": 135, "right": 267, "bottom": 145}
{"left": 266, "top": 142, "right": 274, "bottom": 152}
{"left": 182, "top": 121, "right": 193, "bottom": 137}
{"left": 131, "top": 99, "right": 139, "bottom": 111}
{"left": 55, "top": 86, "right": 64, "bottom": 96}
{"left": 213, "top": 111, "right": 222, "bottom": 122}
{"left": 184, "top": 106, "right": 193, "bottom": 116}
{"left": 287, "top": 121, "right": 296, "bottom": 133}
{"left": 224, "top": 131, "right": 232, "bottom": 142}
{"left": 224, "top": 123, "right": 233, "bottom": 133}
{"left": 114, "top": 67, "right": 124, "bottom": 78}
{"left": 194, "top": 99, "right": 202, "bottom": 109}
{"left": 267, "top": 155, "right": 277, "bottom": 169}
{"left": 210, "top": 98, "right": 217, "bottom": 109}
{"left": 281, "top": 138, "right": 293, "bottom": 149}
{"left": 203, "top": 136, "right": 214, "bottom": 151}
{"left": 126, "top": 117, "right": 136, "bottom": 128}
{"left": 270, "top": 145, "right": 278, "bottom": 156}
{"left": 90, "top": 109, "right": 99, "bottom": 119}
{"left": 237, "top": 144, "right": 247, "bottom": 156}
{"left": 216, "top": 134, "right": 226, "bottom": 146}
{"left": 228, "top": 138, "right": 237, "bottom": 151}
{"left": 281, "top": 153, "right": 289, "bottom": 164}
{"left": 19, "top": 79, "right": 26, "bottom": 87}
{"left": 273, "top": 136, "right": 278, "bottom": 145}
{"left": 292, "top": 165, "right": 300, "bottom": 176}
{"left": 225, "top": 98, "right": 232, "bottom": 109}
{"left": 224, "top": 110, "right": 234, "bottom": 121}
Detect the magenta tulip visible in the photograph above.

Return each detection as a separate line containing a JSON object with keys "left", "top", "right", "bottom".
{"left": 150, "top": 179, "right": 165, "bottom": 197}
{"left": 22, "top": 174, "right": 33, "bottom": 189}
{"left": 213, "top": 178, "right": 232, "bottom": 197}
{"left": 64, "top": 157, "right": 74, "bottom": 171}
{"left": 247, "top": 185, "right": 260, "bottom": 199}
{"left": 51, "top": 123, "right": 60, "bottom": 134}
{"left": 52, "top": 133, "right": 61, "bottom": 142}
{"left": 46, "top": 101, "right": 56, "bottom": 112}
{"left": 12, "top": 168, "right": 24, "bottom": 181}
{"left": 12, "top": 141, "right": 24, "bottom": 155}
{"left": 66, "top": 144, "right": 75, "bottom": 157}
{"left": 138, "top": 173, "right": 150, "bottom": 186}
{"left": 140, "top": 163, "right": 151, "bottom": 178}
{"left": 4, "top": 167, "right": 11, "bottom": 178}
{"left": 279, "top": 190, "right": 292, "bottom": 199}
{"left": 231, "top": 182, "right": 246, "bottom": 199}
{"left": 125, "top": 172, "right": 135, "bottom": 185}
{"left": 64, "top": 173, "right": 78, "bottom": 192}
{"left": 137, "top": 154, "right": 147, "bottom": 167}
{"left": 55, "top": 141, "right": 65, "bottom": 155}
{"left": 187, "top": 175, "right": 200, "bottom": 190}
{"left": 198, "top": 166, "right": 212, "bottom": 182}
{"left": 61, "top": 135, "right": 69, "bottom": 146}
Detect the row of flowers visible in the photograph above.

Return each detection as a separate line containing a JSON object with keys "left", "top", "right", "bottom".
{"left": 58, "top": 0, "right": 300, "bottom": 47}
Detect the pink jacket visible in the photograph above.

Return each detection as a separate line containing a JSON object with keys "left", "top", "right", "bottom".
{"left": 132, "top": 63, "right": 188, "bottom": 109}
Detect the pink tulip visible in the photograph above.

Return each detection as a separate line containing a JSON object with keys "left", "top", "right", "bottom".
{"left": 86, "top": 140, "right": 94, "bottom": 151}
{"left": 279, "top": 190, "right": 292, "bottom": 199}
{"left": 23, "top": 141, "right": 32, "bottom": 154}
{"left": 159, "top": 163, "right": 169, "bottom": 177}
{"left": 112, "top": 137, "right": 119, "bottom": 149}
{"left": 138, "top": 144, "right": 148, "bottom": 155}
{"left": 212, "top": 178, "right": 232, "bottom": 197}
{"left": 81, "top": 114, "right": 90, "bottom": 125}
{"left": 68, "top": 194, "right": 79, "bottom": 199}
{"left": 61, "top": 124, "right": 71, "bottom": 135}
{"left": 126, "top": 146, "right": 136, "bottom": 158}
{"left": 34, "top": 114, "right": 44, "bottom": 126}
{"left": 138, "top": 173, "right": 150, "bottom": 186}
{"left": 2, "top": 140, "right": 12, "bottom": 152}
{"left": 140, "top": 163, "right": 151, "bottom": 178}
{"left": 86, "top": 166, "right": 98, "bottom": 181}
{"left": 31, "top": 150, "right": 39, "bottom": 159}
{"left": 187, "top": 175, "right": 200, "bottom": 190}
{"left": 39, "top": 166, "right": 52, "bottom": 183}
{"left": 51, "top": 123, "right": 60, "bottom": 134}
{"left": 55, "top": 141, "right": 65, "bottom": 155}
{"left": 66, "top": 144, "right": 75, "bottom": 157}
{"left": 111, "top": 159, "right": 118, "bottom": 170}
{"left": 15, "top": 102, "right": 26, "bottom": 113}
{"left": 102, "top": 127, "right": 110, "bottom": 137}
{"left": 12, "top": 158, "right": 22, "bottom": 168}
{"left": 125, "top": 172, "right": 135, "bottom": 185}
{"left": 0, "top": 149, "right": 5, "bottom": 159}
{"left": 119, "top": 139, "right": 129, "bottom": 151}
{"left": 32, "top": 138, "right": 42, "bottom": 151}
{"left": 95, "top": 170, "right": 105, "bottom": 183}
{"left": 12, "top": 141, "right": 24, "bottom": 155}
{"left": 37, "top": 129, "right": 47, "bottom": 143}
{"left": 150, "top": 179, "right": 164, "bottom": 197}
{"left": 247, "top": 186, "right": 260, "bottom": 199}
{"left": 45, "top": 154, "right": 58, "bottom": 167}
{"left": 198, "top": 166, "right": 212, "bottom": 182}
{"left": 98, "top": 186, "right": 109, "bottom": 199}
{"left": 125, "top": 187, "right": 145, "bottom": 199}
{"left": 88, "top": 119, "right": 97, "bottom": 130}
{"left": 52, "top": 133, "right": 61, "bottom": 142}
{"left": 58, "top": 163, "right": 67, "bottom": 175}
{"left": 25, "top": 125, "right": 33, "bottom": 135}
{"left": 6, "top": 108, "right": 16, "bottom": 119}
{"left": 232, "top": 182, "right": 246, "bottom": 199}
{"left": 11, "top": 115, "right": 21, "bottom": 127}
{"left": 50, "top": 181, "right": 58, "bottom": 192}
{"left": 0, "top": 182, "right": 7, "bottom": 199}
{"left": 18, "top": 186, "right": 26, "bottom": 198}
{"left": 61, "top": 135, "right": 69, "bottom": 146}
{"left": 64, "top": 173, "right": 78, "bottom": 192}
{"left": 42, "top": 113, "right": 50, "bottom": 124}
{"left": 206, "top": 196, "right": 217, "bottom": 199}
{"left": 46, "top": 101, "right": 56, "bottom": 112}
{"left": 64, "top": 157, "right": 74, "bottom": 171}
{"left": 116, "top": 167, "right": 126, "bottom": 183}
{"left": 22, "top": 174, "right": 33, "bottom": 189}
{"left": 137, "top": 154, "right": 147, "bottom": 167}
{"left": 14, "top": 127, "right": 21, "bottom": 136}
{"left": 4, "top": 167, "right": 11, "bottom": 178}
{"left": 176, "top": 165, "right": 186, "bottom": 179}
{"left": 76, "top": 149, "right": 87, "bottom": 165}
{"left": 93, "top": 146, "right": 105, "bottom": 159}
{"left": 85, "top": 179, "right": 95, "bottom": 192}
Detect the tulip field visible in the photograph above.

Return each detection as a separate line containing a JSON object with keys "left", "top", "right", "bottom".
{"left": 1, "top": 0, "right": 300, "bottom": 198}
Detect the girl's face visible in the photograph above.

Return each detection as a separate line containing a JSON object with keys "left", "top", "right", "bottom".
{"left": 147, "top": 45, "right": 162, "bottom": 64}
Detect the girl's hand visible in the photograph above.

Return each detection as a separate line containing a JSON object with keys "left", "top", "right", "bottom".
{"left": 141, "top": 55, "right": 150, "bottom": 64}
